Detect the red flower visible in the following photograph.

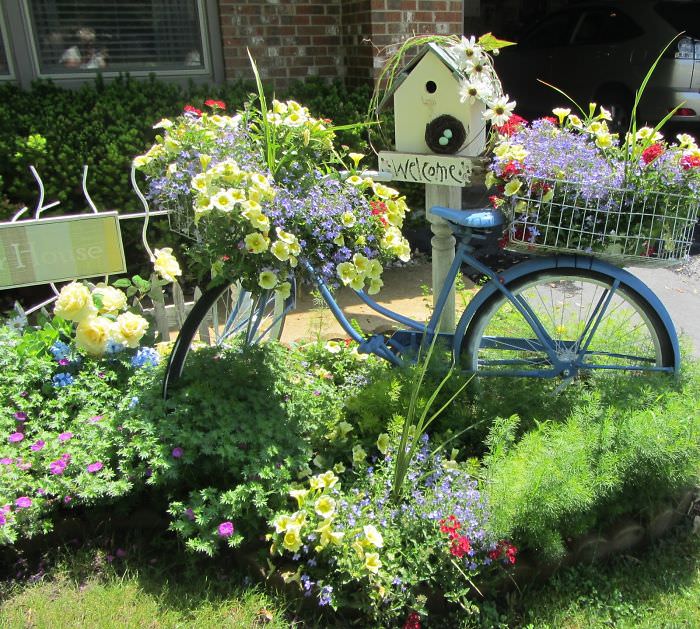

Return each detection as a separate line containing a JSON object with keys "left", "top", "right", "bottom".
{"left": 489, "top": 540, "right": 518, "bottom": 565}
{"left": 439, "top": 515, "right": 461, "bottom": 536}
{"left": 403, "top": 611, "right": 421, "bottom": 629}
{"left": 680, "top": 155, "right": 700, "bottom": 170}
{"left": 184, "top": 105, "right": 202, "bottom": 116}
{"left": 495, "top": 113, "right": 528, "bottom": 136}
{"left": 221, "top": 254, "right": 230, "bottom": 262}
{"left": 370, "top": 200, "right": 388, "bottom": 215}
{"left": 501, "top": 160, "right": 522, "bottom": 178}
{"left": 204, "top": 99, "right": 226, "bottom": 110}
{"left": 449, "top": 535, "right": 471, "bottom": 558}
{"left": 641, "top": 143, "right": 664, "bottom": 164}
{"left": 489, "top": 194, "right": 504, "bottom": 209}
{"left": 642, "top": 241, "right": 657, "bottom": 257}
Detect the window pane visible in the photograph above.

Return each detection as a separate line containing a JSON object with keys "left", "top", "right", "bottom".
{"left": 28, "top": 0, "right": 205, "bottom": 74}
{"left": 0, "top": 24, "right": 10, "bottom": 75}
{"left": 572, "top": 10, "right": 642, "bottom": 46}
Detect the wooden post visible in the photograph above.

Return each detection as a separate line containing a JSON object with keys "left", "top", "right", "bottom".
{"left": 425, "top": 183, "right": 461, "bottom": 331}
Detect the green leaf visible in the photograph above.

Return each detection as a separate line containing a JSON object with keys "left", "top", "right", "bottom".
{"left": 478, "top": 33, "right": 516, "bottom": 51}
{"left": 112, "top": 278, "right": 132, "bottom": 288}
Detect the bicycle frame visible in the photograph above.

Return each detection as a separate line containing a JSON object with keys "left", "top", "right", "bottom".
{"left": 301, "top": 230, "right": 680, "bottom": 377}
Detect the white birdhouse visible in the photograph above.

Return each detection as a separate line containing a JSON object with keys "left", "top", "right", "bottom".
{"left": 384, "top": 43, "right": 486, "bottom": 157}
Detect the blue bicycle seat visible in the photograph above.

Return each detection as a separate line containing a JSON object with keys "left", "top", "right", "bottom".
{"left": 430, "top": 206, "right": 503, "bottom": 229}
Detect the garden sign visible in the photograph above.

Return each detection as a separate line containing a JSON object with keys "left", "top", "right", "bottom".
{"left": 0, "top": 212, "right": 126, "bottom": 289}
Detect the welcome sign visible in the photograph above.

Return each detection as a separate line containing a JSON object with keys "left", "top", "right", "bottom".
{"left": 0, "top": 212, "right": 126, "bottom": 289}
{"left": 378, "top": 151, "right": 480, "bottom": 186}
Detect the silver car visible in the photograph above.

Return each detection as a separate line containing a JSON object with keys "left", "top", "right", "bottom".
{"left": 494, "top": 0, "right": 700, "bottom": 134}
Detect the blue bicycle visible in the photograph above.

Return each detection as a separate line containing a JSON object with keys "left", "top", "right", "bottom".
{"left": 162, "top": 203, "right": 679, "bottom": 399}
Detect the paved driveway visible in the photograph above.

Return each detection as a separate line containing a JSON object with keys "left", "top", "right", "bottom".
{"left": 628, "top": 257, "right": 700, "bottom": 358}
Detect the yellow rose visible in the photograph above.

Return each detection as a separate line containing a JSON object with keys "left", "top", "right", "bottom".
{"left": 75, "top": 315, "right": 114, "bottom": 356}
{"left": 153, "top": 248, "right": 182, "bottom": 283}
{"left": 92, "top": 284, "right": 127, "bottom": 314}
{"left": 115, "top": 311, "right": 149, "bottom": 348}
{"left": 54, "top": 281, "right": 96, "bottom": 322}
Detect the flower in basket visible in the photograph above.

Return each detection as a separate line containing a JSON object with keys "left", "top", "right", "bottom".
{"left": 488, "top": 108, "right": 700, "bottom": 262}
{"left": 134, "top": 83, "right": 413, "bottom": 296}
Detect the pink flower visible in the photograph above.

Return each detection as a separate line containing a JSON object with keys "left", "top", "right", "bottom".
{"left": 14, "top": 412, "right": 27, "bottom": 422}
{"left": 204, "top": 99, "right": 226, "bottom": 109}
{"left": 88, "top": 415, "right": 103, "bottom": 423}
{"left": 30, "top": 440, "right": 46, "bottom": 452}
{"left": 8, "top": 432, "right": 24, "bottom": 443}
{"left": 87, "top": 461, "right": 103, "bottom": 473}
{"left": 49, "top": 460, "right": 67, "bottom": 475}
{"left": 171, "top": 447, "right": 184, "bottom": 459}
{"left": 184, "top": 105, "right": 202, "bottom": 116}
{"left": 63, "top": 495, "right": 72, "bottom": 504}
{"left": 184, "top": 508, "right": 195, "bottom": 521}
{"left": 218, "top": 521, "right": 234, "bottom": 537}
{"left": 641, "top": 143, "right": 664, "bottom": 164}
{"left": 0, "top": 458, "right": 13, "bottom": 465}
{"left": 58, "top": 432, "right": 73, "bottom": 442}
{"left": 15, "top": 496, "right": 32, "bottom": 509}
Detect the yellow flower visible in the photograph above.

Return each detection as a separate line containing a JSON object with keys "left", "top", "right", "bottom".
{"left": 350, "top": 275, "right": 365, "bottom": 291}
{"left": 275, "top": 227, "right": 296, "bottom": 244}
{"left": 191, "top": 173, "right": 209, "bottom": 193}
{"left": 115, "top": 311, "right": 149, "bottom": 348}
{"left": 352, "top": 444, "right": 366, "bottom": 466}
{"left": 245, "top": 233, "right": 269, "bottom": 254}
{"left": 367, "top": 278, "right": 383, "bottom": 295}
{"left": 324, "top": 340, "right": 342, "bottom": 354}
{"left": 372, "top": 182, "right": 399, "bottom": 199}
{"left": 154, "top": 341, "right": 174, "bottom": 358}
{"left": 153, "top": 248, "right": 182, "bottom": 283}
{"left": 348, "top": 152, "right": 365, "bottom": 168}
{"left": 337, "top": 421, "right": 353, "bottom": 438}
{"left": 276, "top": 281, "right": 292, "bottom": 300}
{"left": 345, "top": 175, "right": 364, "bottom": 186}
{"left": 75, "top": 315, "right": 114, "bottom": 356}
{"left": 132, "top": 155, "right": 151, "bottom": 169}
{"left": 333, "top": 462, "right": 345, "bottom": 474}
{"left": 309, "top": 475, "right": 324, "bottom": 490}
{"left": 352, "top": 540, "right": 364, "bottom": 558}
{"left": 552, "top": 107, "right": 571, "bottom": 124}
{"left": 270, "top": 240, "right": 290, "bottom": 261}
{"left": 318, "top": 470, "right": 339, "bottom": 488}
{"left": 152, "top": 118, "right": 173, "bottom": 129}
{"left": 568, "top": 114, "right": 583, "bottom": 129}
{"left": 504, "top": 179, "right": 523, "bottom": 197}
{"left": 363, "top": 524, "right": 384, "bottom": 548}
{"left": 341, "top": 211, "right": 356, "bottom": 228}
{"left": 336, "top": 262, "right": 357, "bottom": 285}
{"left": 352, "top": 253, "right": 371, "bottom": 276}
{"left": 376, "top": 433, "right": 390, "bottom": 455}
{"left": 364, "top": 552, "right": 382, "bottom": 573}
{"left": 367, "top": 260, "right": 383, "bottom": 280}
{"left": 258, "top": 271, "right": 277, "bottom": 290}
{"left": 289, "top": 489, "right": 309, "bottom": 508}
{"left": 314, "top": 495, "right": 336, "bottom": 519}
{"left": 282, "top": 527, "right": 303, "bottom": 553}
{"left": 273, "top": 514, "right": 292, "bottom": 533}
{"left": 92, "top": 284, "right": 127, "bottom": 315}
{"left": 212, "top": 189, "right": 235, "bottom": 211}
{"left": 54, "top": 281, "right": 96, "bottom": 322}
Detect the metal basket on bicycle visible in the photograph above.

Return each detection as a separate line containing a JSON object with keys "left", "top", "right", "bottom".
{"left": 503, "top": 176, "right": 699, "bottom": 268}
{"left": 165, "top": 195, "right": 203, "bottom": 243}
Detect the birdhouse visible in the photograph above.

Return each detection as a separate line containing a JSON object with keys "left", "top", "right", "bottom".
{"left": 382, "top": 43, "right": 486, "bottom": 158}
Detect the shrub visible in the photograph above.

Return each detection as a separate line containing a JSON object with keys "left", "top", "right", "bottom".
{"left": 482, "top": 366, "right": 700, "bottom": 562}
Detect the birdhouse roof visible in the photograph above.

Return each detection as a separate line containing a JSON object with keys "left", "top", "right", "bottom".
{"left": 377, "top": 42, "right": 464, "bottom": 111}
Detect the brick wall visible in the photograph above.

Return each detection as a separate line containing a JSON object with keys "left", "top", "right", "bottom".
{"left": 217, "top": 0, "right": 463, "bottom": 89}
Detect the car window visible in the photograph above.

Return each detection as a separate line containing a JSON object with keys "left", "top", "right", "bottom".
{"left": 655, "top": 2, "right": 700, "bottom": 39}
{"left": 519, "top": 11, "right": 581, "bottom": 48}
{"left": 572, "top": 9, "right": 643, "bottom": 45}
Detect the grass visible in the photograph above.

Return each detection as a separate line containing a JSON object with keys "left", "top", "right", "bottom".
{"left": 1, "top": 523, "right": 698, "bottom": 627}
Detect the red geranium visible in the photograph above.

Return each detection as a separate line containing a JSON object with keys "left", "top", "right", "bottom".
{"left": 501, "top": 160, "right": 523, "bottom": 178}
{"left": 403, "top": 611, "right": 421, "bottom": 629}
{"left": 680, "top": 154, "right": 700, "bottom": 170}
{"left": 449, "top": 535, "right": 471, "bottom": 558}
{"left": 204, "top": 99, "right": 226, "bottom": 110}
{"left": 489, "top": 540, "right": 518, "bottom": 565}
{"left": 495, "top": 113, "right": 528, "bottom": 137}
{"left": 184, "top": 105, "right": 202, "bottom": 116}
{"left": 641, "top": 143, "right": 664, "bottom": 164}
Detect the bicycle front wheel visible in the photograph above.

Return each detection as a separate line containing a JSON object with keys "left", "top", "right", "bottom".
{"left": 461, "top": 268, "right": 674, "bottom": 377}
{"left": 163, "top": 280, "right": 295, "bottom": 398}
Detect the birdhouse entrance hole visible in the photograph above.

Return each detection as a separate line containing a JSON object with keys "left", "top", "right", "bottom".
{"left": 425, "top": 80, "right": 437, "bottom": 94}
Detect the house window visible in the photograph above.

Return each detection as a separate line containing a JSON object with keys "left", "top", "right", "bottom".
{"left": 26, "top": 0, "right": 207, "bottom": 75}
{"left": 0, "top": 15, "right": 11, "bottom": 77}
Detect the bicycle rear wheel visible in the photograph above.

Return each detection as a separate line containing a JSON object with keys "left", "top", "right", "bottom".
{"left": 461, "top": 268, "right": 674, "bottom": 377}
{"left": 162, "top": 280, "right": 295, "bottom": 398}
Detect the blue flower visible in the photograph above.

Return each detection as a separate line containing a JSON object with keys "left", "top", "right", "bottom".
{"left": 105, "top": 340, "right": 124, "bottom": 355}
{"left": 52, "top": 372, "right": 74, "bottom": 387}
{"left": 131, "top": 347, "right": 160, "bottom": 368}
{"left": 49, "top": 341, "right": 71, "bottom": 360}
{"left": 318, "top": 585, "right": 333, "bottom": 606}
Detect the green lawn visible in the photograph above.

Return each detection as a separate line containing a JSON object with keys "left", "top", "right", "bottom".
{"left": 1, "top": 523, "right": 698, "bottom": 628}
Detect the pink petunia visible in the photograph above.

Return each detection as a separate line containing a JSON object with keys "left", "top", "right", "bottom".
{"left": 30, "top": 440, "right": 46, "bottom": 452}
{"left": 58, "top": 432, "right": 73, "bottom": 442}
{"left": 8, "top": 432, "right": 24, "bottom": 443}
{"left": 87, "top": 461, "right": 103, "bottom": 473}
{"left": 15, "top": 496, "right": 32, "bottom": 508}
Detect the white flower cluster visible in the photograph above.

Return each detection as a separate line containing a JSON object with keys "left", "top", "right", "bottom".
{"left": 446, "top": 36, "right": 515, "bottom": 127}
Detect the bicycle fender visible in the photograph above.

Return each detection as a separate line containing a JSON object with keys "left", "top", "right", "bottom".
{"left": 453, "top": 255, "right": 680, "bottom": 372}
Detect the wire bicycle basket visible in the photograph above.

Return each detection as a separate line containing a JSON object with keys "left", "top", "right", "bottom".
{"left": 503, "top": 177, "right": 699, "bottom": 268}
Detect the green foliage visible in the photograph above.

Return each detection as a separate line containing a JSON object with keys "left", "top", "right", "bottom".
{"left": 482, "top": 366, "right": 700, "bottom": 562}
